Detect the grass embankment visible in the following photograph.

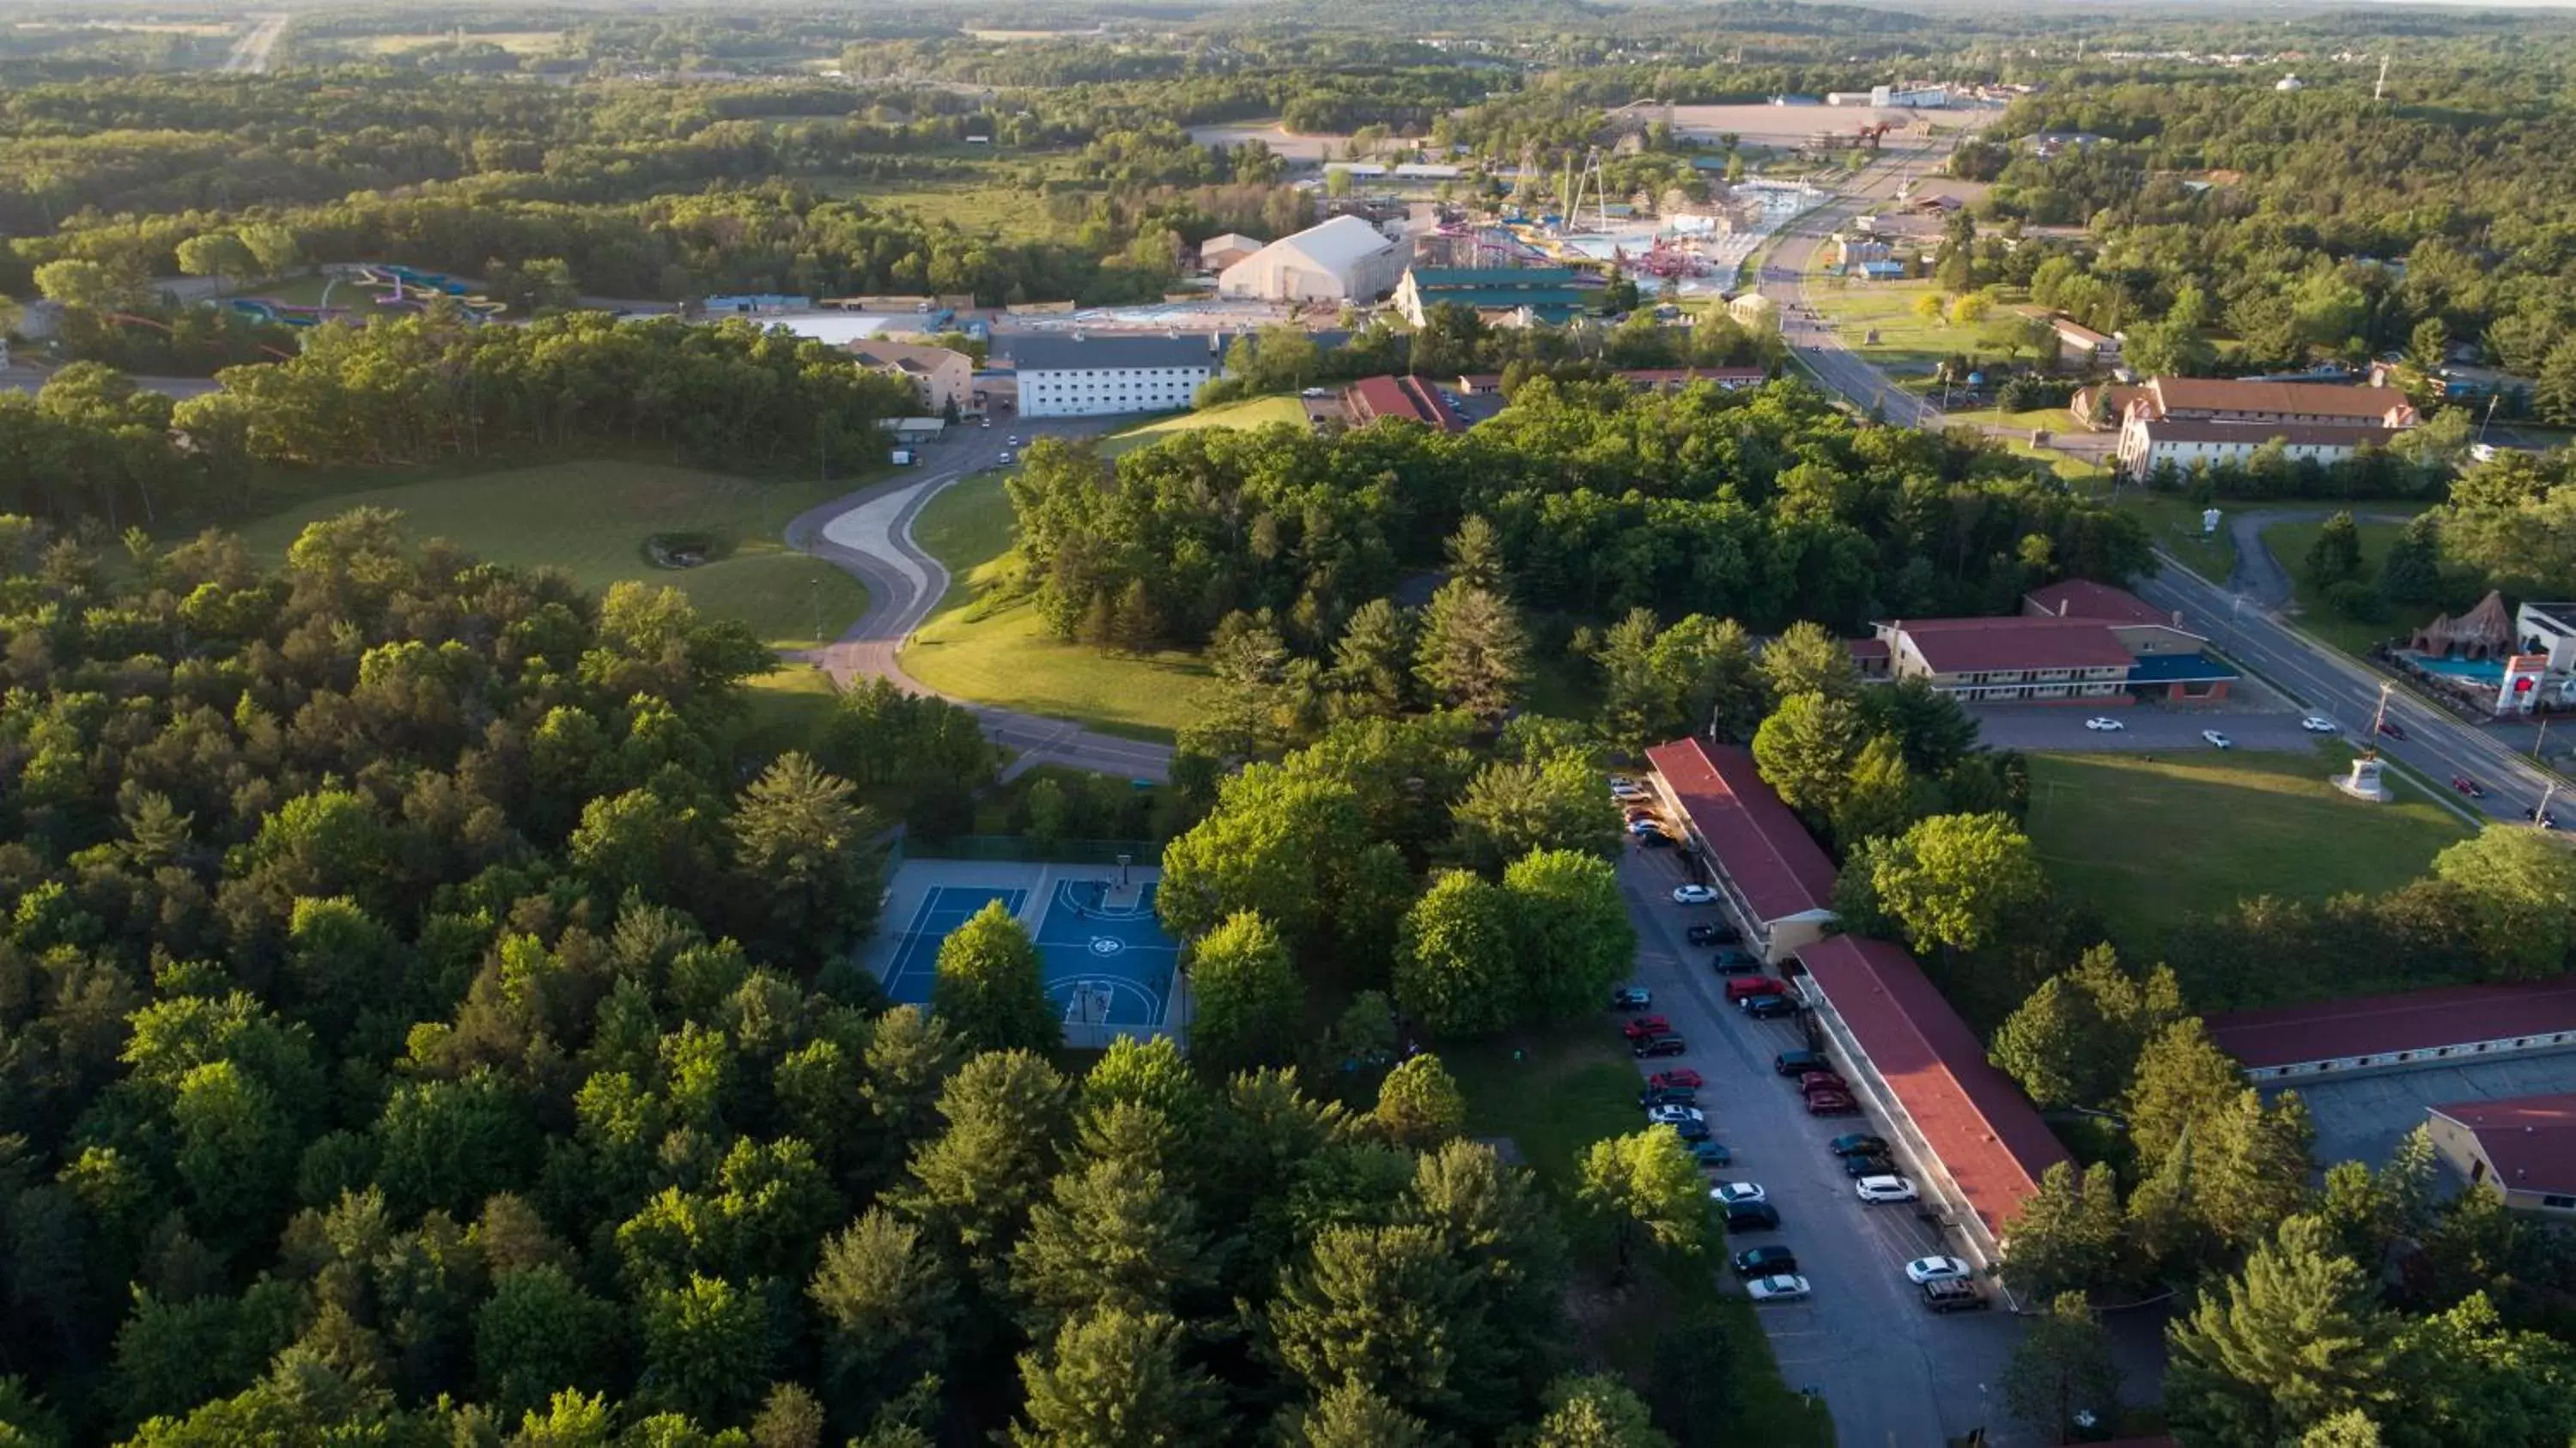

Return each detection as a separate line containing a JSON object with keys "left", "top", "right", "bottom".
{"left": 900, "top": 471, "right": 1219, "bottom": 743}
{"left": 1098, "top": 394, "right": 1312, "bottom": 458}
{"left": 1448, "top": 1030, "right": 1832, "bottom": 1446}
{"left": 2026, "top": 746, "right": 2469, "bottom": 958}
{"left": 233, "top": 459, "right": 870, "bottom": 653}
{"left": 2261, "top": 516, "right": 2413, "bottom": 658}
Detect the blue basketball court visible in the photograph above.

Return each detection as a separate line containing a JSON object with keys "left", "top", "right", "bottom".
{"left": 876, "top": 867, "right": 1179, "bottom": 1029}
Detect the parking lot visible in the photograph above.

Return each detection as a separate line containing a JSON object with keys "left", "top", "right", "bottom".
{"left": 2285, "top": 1051, "right": 2576, "bottom": 1173}
{"left": 1613, "top": 839, "right": 2029, "bottom": 1446}
{"left": 1969, "top": 702, "right": 2326, "bottom": 756}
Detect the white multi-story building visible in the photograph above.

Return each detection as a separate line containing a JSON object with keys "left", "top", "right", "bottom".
{"left": 998, "top": 333, "right": 1229, "bottom": 418}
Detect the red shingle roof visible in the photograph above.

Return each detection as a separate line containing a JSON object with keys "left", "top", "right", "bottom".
{"left": 2143, "top": 376, "right": 2413, "bottom": 423}
{"left": 1799, "top": 935, "right": 2073, "bottom": 1238}
{"left": 2024, "top": 578, "right": 2173, "bottom": 628}
{"left": 2207, "top": 979, "right": 2576, "bottom": 1070}
{"left": 1344, "top": 374, "right": 1464, "bottom": 432}
{"left": 2429, "top": 1093, "right": 2576, "bottom": 1197}
{"left": 1892, "top": 617, "right": 2137, "bottom": 673}
{"left": 1642, "top": 737, "right": 1837, "bottom": 922}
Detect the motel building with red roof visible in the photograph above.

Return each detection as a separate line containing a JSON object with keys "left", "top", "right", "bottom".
{"left": 1849, "top": 577, "right": 2239, "bottom": 706}
{"left": 1642, "top": 735, "right": 2071, "bottom": 1278}
{"left": 2426, "top": 1094, "right": 2576, "bottom": 1217}
{"left": 2205, "top": 978, "right": 2576, "bottom": 1085}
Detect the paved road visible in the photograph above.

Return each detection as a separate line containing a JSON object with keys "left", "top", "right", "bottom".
{"left": 1613, "top": 840, "right": 2030, "bottom": 1447}
{"left": 2219, "top": 506, "right": 2416, "bottom": 611}
{"left": 1971, "top": 705, "right": 2324, "bottom": 757}
{"left": 1758, "top": 141, "right": 1959, "bottom": 432}
{"left": 783, "top": 420, "right": 1176, "bottom": 783}
{"left": 219, "top": 12, "right": 288, "bottom": 73}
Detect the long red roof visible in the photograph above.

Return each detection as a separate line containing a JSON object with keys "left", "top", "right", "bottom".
{"left": 2428, "top": 1093, "right": 2576, "bottom": 1197}
{"left": 1642, "top": 737, "right": 1837, "bottom": 922}
{"left": 2208, "top": 978, "right": 2576, "bottom": 1070}
{"left": 1800, "top": 935, "right": 2072, "bottom": 1237}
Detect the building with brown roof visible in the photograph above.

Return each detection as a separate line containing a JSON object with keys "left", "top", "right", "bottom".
{"left": 2133, "top": 376, "right": 2417, "bottom": 429}
{"left": 1872, "top": 610, "right": 2228, "bottom": 704}
{"left": 847, "top": 339, "right": 975, "bottom": 416}
{"left": 2024, "top": 578, "right": 2180, "bottom": 629}
{"left": 2427, "top": 1094, "right": 2576, "bottom": 1215}
{"left": 2208, "top": 978, "right": 2576, "bottom": 1082}
{"left": 1643, "top": 735, "right": 2070, "bottom": 1272}
{"left": 1341, "top": 374, "right": 1465, "bottom": 433}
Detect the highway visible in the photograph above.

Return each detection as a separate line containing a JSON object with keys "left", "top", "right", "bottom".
{"left": 1754, "top": 137, "right": 1958, "bottom": 431}
{"left": 219, "top": 13, "right": 288, "bottom": 73}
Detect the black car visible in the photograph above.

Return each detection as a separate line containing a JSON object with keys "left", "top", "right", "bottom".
{"left": 1638, "top": 1086, "right": 1699, "bottom": 1109}
{"left": 1743, "top": 995, "right": 1801, "bottom": 1020}
{"left": 1722, "top": 1201, "right": 1780, "bottom": 1232}
{"left": 1840, "top": 1152, "right": 1898, "bottom": 1178}
{"left": 1712, "top": 949, "right": 1763, "bottom": 976}
{"left": 1921, "top": 1280, "right": 1989, "bottom": 1314}
{"left": 1632, "top": 1033, "right": 1688, "bottom": 1059}
{"left": 1669, "top": 1117, "right": 1711, "bottom": 1143}
{"left": 1774, "top": 1049, "right": 1826, "bottom": 1077}
{"left": 1733, "top": 1244, "right": 1797, "bottom": 1278}
{"left": 1827, "top": 1133, "right": 1888, "bottom": 1157}
{"left": 1637, "top": 828, "right": 1674, "bottom": 849}
{"left": 1686, "top": 922, "right": 1741, "bottom": 946}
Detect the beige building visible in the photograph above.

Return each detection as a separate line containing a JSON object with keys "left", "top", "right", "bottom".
{"left": 848, "top": 341, "right": 975, "bottom": 417}
{"left": 1198, "top": 233, "right": 1265, "bottom": 271}
{"left": 1218, "top": 216, "right": 1408, "bottom": 304}
{"left": 2427, "top": 1094, "right": 2576, "bottom": 1216}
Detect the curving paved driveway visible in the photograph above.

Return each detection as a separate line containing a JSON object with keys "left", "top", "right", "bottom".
{"left": 783, "top": 421, "right": 1174, "bottom": 783}
{"left": 2218, "top": 506, "right": 2415, "bottom": 611}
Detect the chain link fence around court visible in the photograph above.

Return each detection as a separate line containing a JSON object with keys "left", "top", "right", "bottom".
{"left": 903, "top": 835, "right": 1163, "bottom": 866}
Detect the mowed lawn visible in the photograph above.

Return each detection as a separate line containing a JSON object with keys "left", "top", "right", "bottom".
{"left": 1801, "top": 276, "right": 2013, "bottom": 386}
{"left": 1098, "top": 394, "right": 1312, "bottom": 458}
{"left": 2026, "top": 748, "right": 2469, "bottom": 952}
{"left": 900, "top": 471, "right": 1219, "bottom": 741}
{"left": 234, "top": 461, "right": 869, "bottom": 652}
{"left": 1448, "top": 1029, "right": 1831, "bottom": 1448}
{"left": 2262, "top": 516, "right": 2414, "bottom": 657}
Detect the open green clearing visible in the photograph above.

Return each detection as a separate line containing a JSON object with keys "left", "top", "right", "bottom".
{"left": 2026, "top": 746, "right": 2469, "bottom": 956}
{"left": 1801, "top": 274, "right": 2018, "bottom": 386}
{"left": 2114, "top": 491, "right": 2239, "bottom": 583}
{"left": 902, "top": 471, "right": 1219, "bottom": 741}
{"left": 355, "top": 30, "right": 564, "bottom": 55}
{"left": 1098, "top": 394, "right": 1311, "bottom": 457}
{"left": 1448, "top": 1028, "right": 1832, "bottom": 1448}
{"left": 239, "top": 271, "right": 430, "bottom": 320}
{"left": 233, "top": 460, "right": 869, "bottom": 653}
{"left": 2262, "top": 516, "right": 2414, "bottom": 657}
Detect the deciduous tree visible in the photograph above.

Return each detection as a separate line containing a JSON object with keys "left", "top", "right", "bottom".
{"left": 1575, "top": 1127, "right": 1706, "bottom": 1277}
{"left": 928, "top": 900, "right": 1057, "bottom": 1054}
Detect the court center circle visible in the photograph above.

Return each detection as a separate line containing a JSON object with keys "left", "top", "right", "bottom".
{"left": 1088, "top": 935, "right": 1126, "bottom": 957}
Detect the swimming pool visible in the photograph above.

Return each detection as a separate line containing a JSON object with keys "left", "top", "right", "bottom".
{"left": 2407, "top": 651, "right": 2506, "bottom": 684}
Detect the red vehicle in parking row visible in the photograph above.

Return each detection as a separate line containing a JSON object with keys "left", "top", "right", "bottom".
{"left": 1648, "top": 1069, "right": 1704, "bottom": 1091}
{"left": 1724, "top": 976, "right": 1786, "bottom": 1004}
{"left": 1805, "top": 1090, "right": 1860, "bottom": 1116}
{"left": 1620, "top": 1015, "right": 1674, "bottom": 1042}
{"left": 1797, "top": 1071, "right": 1850, "bottom": 1096}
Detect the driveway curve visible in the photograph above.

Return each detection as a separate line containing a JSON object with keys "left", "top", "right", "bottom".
{"left": 2219, "top": 506, "right": 2417, "bottom": 611}
{"left": 783, "top": 425, "right": 1174, "bottom": 782}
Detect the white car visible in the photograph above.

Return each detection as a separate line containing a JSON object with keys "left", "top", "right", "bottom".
{"left": 1905, "top": 1256, "right": 1972, "bottom": 1284}
{"left": 1710, "top": 1182, "right": 1767, "bottom": 1207}
{"left": 2300, "top": 716, "right": 2339, "bottom": 733}
{"left": 1855, "top": 1175, "right": 1919, "bottom": 1203}
{"left": 1646, "top": 1104, "right": 1706, "bottom": 1128}
{"left": 1746, "top": 1274, "right": 1812, "bottom": 1303}
{"left": 1006, "top": 435, "right": 1021, "bottom": 446}
{"left": 2200, "top": 729, "right": 2233, "bottom": 750}
{"left": 996, "top": 452, "right": 1016, "bottom": 465}
{"left": 2082, "top": 716, "right": 2124, "bottom": 732}
{"left": 1672, "top": 885, "right": 1718, "bottom": 906}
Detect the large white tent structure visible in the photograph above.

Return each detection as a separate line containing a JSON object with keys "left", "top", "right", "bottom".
{"left": 1217, "top": 215, "right": 1407, "bottom": 303}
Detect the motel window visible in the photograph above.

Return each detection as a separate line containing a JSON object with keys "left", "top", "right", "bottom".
{"left": 2546, "top": 1196, "right": 2576, "bottom": 1210}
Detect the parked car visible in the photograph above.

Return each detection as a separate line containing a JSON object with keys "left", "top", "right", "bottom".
{"left": 1648, "top": 1069, "right": 1704, "bottom": 1091}
{"left": 1732, "top": 1244, "right": 1796, "bottom": 1277}
{"left": 1632, "top": 1033, "right": 1688, "bottom": 1058}
{"left": 1620, "top": 1015, "right": 1673, "bottom": 1041}
{"left": 1747, "top": 1273, "right": 1813, "bottom": 1303}
{"left": 1710, "top": 1182, "right": 1767, "bottom": 1208}
{"left": 1612, "top": 986, "right": 1652, "bottom": 1011}
{"left": 1686, "top": 922, "right": 1741, "bottom": 946}
{"left": 1855, "top": 1175, "right": 1919, "bottom": 1203}
{"left": 2300, "top": 715, "right": 2339, "bottom": 733}
{"left": 1690, "top": 1141, "right": 1733, "bottom": 1168}
{"left": 1840, "top": 1152, "right": 1898, "bottom": 1178}
{"left": 1711, "top": 949, "right": 1763, "bottom": 975}
{"left": 2083, "top": 716, "right": 2124, "bottom": 732}
{"left": 1637, "top": 828, "right": 1674, "bottom": 849}
{"left": 1744, "top": 995, "right": 1801, "bottom": 1020}
{"left": 1725, "top": 977, "right": 1787, "bottom": 1003}
{"left": 1906, "top": 1256, "right": 1972, "bottom": 1285}
{"left": 1671, "top": 884, "right": 1718, "bottom": 905}
{"left": 1920, "top": 1279, "right": 1988, "bottom": 1313}
{"left": 1645, "top": 1104, "right": 1706, "bottom": 1129}
{"left": 1626, "top": 818, "right": 1667, "bottom": 838}
{"left": 2378, "top": 719, "right": 2409, "bottom": 740}
{"left": 1639, "top": 1086, "right": 1698, "bottom": 1109}
{"left": 1797, "top": 1071, "right": 1851, "bottom": 1096}
{"left": 1005, "top": 435, "right": 1021, "bottom": 446}
{"left": 1722, "top": 1201, "right": 1779, "bottom": 1232}
{"left": 996, "top": 451, "right": 1016, "bottom": 465}
{"left": 1668, "top": 1116, "right": 1711, "bottom": 1142}
{"left": 2200, "top": 729, "right": 2233, "bottom": 749}
{"left": 1775, "top": 1049, "right": 1826, "bottom": 1077}
{"left": 2453, "top": 776, "right": 2487, "bottom": 797}
{"left": 1827, "top": 1133, "right": 1888, "bottom": 1157}
{"left": 1805, "top": 1090, "right": 1859, "bottom": 1116}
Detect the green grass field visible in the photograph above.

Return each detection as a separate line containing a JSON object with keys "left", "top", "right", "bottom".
{"left": 233, "top": 461, "right": 868, "bottom": 652}
{"left": 900, "top": 471, "right": 1219, "bottom": 741}
{"left": 1099, "top": 394, "right": 1311, "bottom": 457}
{"left": 2026, "top": 746, "right": 2469, "bottom": 955}
{"left": 1448, "top": 1029, "right": 1832, "bottom": 1447}
{"left": 1801, "top": 276, "right": 2020, "bottom": 386}
{"left": 2114, "top": 492, "right": 2239, "bottom": 583}
{"left": 2262, "top": 517, "right": 2412, "bottom": 657}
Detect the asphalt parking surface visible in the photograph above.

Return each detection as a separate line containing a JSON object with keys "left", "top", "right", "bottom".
{"left": 2287, "top": 1052, "right": 2576, "bottom": 1174}
{"left": 1969, "top": 705, "right": 2334, "bottom": 757}
{"left": 1614, "top": 840, "right": 2027, "bottom": 1447}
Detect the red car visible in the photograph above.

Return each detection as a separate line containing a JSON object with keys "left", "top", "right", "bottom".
{"left": 1725, "top": 976, "right": 1787, "bottom": 1003}
{"left": 2452, "top": 776, "right": 2486, "bottom": 798}
{"left": 1649, "top": 1069, "right": 1705, "bottom": 1091}
{"left": 1804, "top": 1091, "right": 1861, "bottom": 1116}
{"left": 1621, "top": 1015, "right": 1674, "bottom": 1041}
{"left": 2379, "top": 719, "right": 2409, "bottom": 740}
{"left": 1798, "top": 1071, "right": 1851, "bottom": 1096}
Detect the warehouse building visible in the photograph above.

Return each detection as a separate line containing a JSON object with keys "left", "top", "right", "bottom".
{"left": 1391, "top": 265, "right": 1590, "bottom": 326}
{"left": 1217, "top": 216, "right": 1408, "bottom": 303}
{"left": 993, "top": 332, "right": 1226, "bottom": 419}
